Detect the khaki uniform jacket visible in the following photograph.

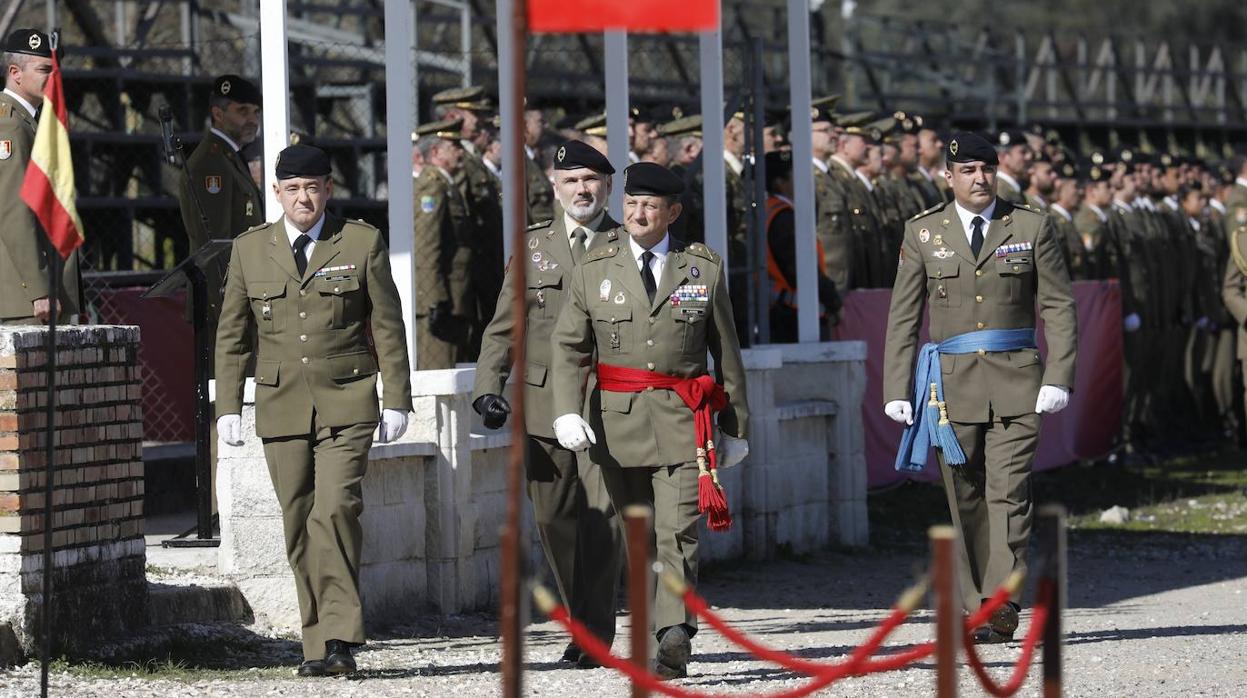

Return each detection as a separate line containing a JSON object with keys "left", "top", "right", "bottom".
{"left": 1048, "top": 206, "right": 1085, "bottom": 281}
{"left": 1222, "top": 223, "right": 1247, "bottom": 359}
{"left": 909, "top": 170, "right": 945, "bottom": 210}
{"left": 473, "top": 212, "right": 620, "bottom": 438}
{"left": 884, "top": 199, "right": 1077, "bottom": 422}
{"left": 413, "top": 166, "right": 472, "bottom": 317}
{"left": 551, "top": 237, "right": 749, "bottom": 468}
{"left": 828, "top": 156, "right": 884, "bottom": 288}
{"left": 179, "top": 130, "right": 264, "bottom": 251}
{"left": 458, "top": 150, "right": 505, "bottom": 314}
{"left": 215, "top": 214, "right": 413, "bottom": 438}
{"left": 814, "top": 163, "right": 854, "bottom": 292}
{"left": 996, "top": 176, "right": 1026, "bottom": 206}
{"left": 1227, "top": 183, "right": 1247, "bottom": 231}
{"left": 0, "top": 92, "right": 80, "bottom": 319}
{"left": 526, "top": 153, "right": 555, "bottom": 225}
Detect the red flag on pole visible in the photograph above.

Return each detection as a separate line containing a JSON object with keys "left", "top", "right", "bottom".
{"left": 528, "top": 0, "right": 719, "bottom": 32}
{"left": 20, "top": 49, "right": 84, "bottom": 259}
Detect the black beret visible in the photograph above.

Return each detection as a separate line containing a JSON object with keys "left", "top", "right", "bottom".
{"left": 553, "top": 139, "right": 614, "bottom": 174}
{"left": 4, "top": 28, "right": 51, "bottom": 58}
{"left": 1082, "top": 161, "right": 1111, "bottom": 182}
{"left": 764, "top": 150, "right": 793, "bottom": 179}
{"left": 623, "top": 162, "right": 684, "bottom": 196}
{"left": 213, "top": 75, "right": 262, "bottom": 107}
{"left": 945, "top": 131, "right": 998, "bottom": 165}
{"left": 996, "top": 129, "right": 1027, "bottom": 148}
{"left": 275, "top": 144, "right": 332, "bottom": 179}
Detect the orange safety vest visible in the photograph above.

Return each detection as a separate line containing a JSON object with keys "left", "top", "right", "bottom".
{"left": 765, "top": 195, "right": 827, "bottom": 308}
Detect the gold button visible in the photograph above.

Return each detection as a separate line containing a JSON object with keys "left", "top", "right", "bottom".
{"left": 936, "top": 269, "right": 943, "bottom": 278}
{"left": 649, "top": 317, "right": 656, "bottom": 324}
{"left": 299, "top": 311, "right": 307, "bottom": 319}
{"left": 299, "top": 334, "right": 308, "bottom": 342}
{"left": 644, "top": 386, "right": 654, "bottom": 392}
{"left": 301, "top": 357, "right": 309, "bottom": 364}
{"left": 853, "top": 208, "right": 861, "bottom": 214}
{"left": 647, "top": 339, "right": 654, "bottom": 346}
{"left": 300, "top": 289, "right": 307, "bottom": 297}
{"left": 262, "top": 291, "right": 269, "bottom": 298}
{"left": 610, "top": 317, "right": 616, "bottom": 322}
{"left": 352, "top": 368, "right": 359, "bottom": 375}
{"left": 647, "top": 362, "right": 656, "bottom": 370}
{"left": 977, "top": 349, "right": 986, "bottom": 356}
{"left": 258, "top": 376, "right": 264, "bottom": 382}
{"left": 21, "top": 283, "right": 26, "bottom": 288}
{"left": 334, "top": 286, "right": 340, "bottom": 293}
{"left": 975, "top": 295, "right": 983, "bottom": 303}
{"left": 976, "top": 322, "right": 985, "bottom": 329}
{"left": 975, "top": 270, "right": 983, "bottom": 277}
{"left": 1013, "top": 265, "right": 1020, "bottom": 272}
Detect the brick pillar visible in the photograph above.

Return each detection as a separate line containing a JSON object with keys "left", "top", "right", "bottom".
{"left": 0, "top": 326, "right": 147, "bottom": 663}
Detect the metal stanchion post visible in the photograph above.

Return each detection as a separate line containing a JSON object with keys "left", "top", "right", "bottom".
{"left": 1038, "top": 504, "right": 1067, "bottom": 698}
{"left": 930, "top": 525, "right": 959, "bottom": 698}
{"left": 625, "top": 505, "right": 653, "bottom": 698}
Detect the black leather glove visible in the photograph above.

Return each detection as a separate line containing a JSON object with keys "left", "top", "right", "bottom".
{"left": 428, "top": 301, "right": 455, "bottom": 341}
{"left": 472, "top": 394, "right": 511, "bottom": 430}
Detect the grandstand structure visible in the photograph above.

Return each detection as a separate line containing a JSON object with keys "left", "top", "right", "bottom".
{"left": 1, "top": 0, "right": 1239, "bottom": 275}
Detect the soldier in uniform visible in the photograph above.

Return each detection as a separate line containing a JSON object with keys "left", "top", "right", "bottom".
{"left": 550, "top": 163, "right": 750, "bottom": 679}
{"left": 810, "top": 97, "right": 854, "bottom": 294}
{"left": 884, "top": 132, "right": 1077, "bottom": 643}
{"left": 474, "top": 141, "right": 623, "bottom": 668}
{"left": 1048, "top": 163, "right": 1085, "bottom": 280}
{"left": 432, "top": 86, "right": 504, "bottom": 361}
{"left": 916, "top": 126, "right": 951, "bottom": 203}
{"left": 1023, "top": 155, "right": 1057, "bottom": 212}
{"left": 214, "top": 144, "right": 413, "bottom": 676}
{"left": 1074, "top": 164, "right": 1114, "bottom": 279}
{"left": 827, "top": 115, "right": 884, "bottom": 287}
{"left": 0, "top": 28, "right": 80, "bottom": 325}
{"left": 1221, "top": 174, "right": 1247, "bottom": 443}
{"left": 661, "top": 114, "right": 704, "bottom": 244}
{"left": 994, "top": 129, "right": 1029, "bottom": 206}
{"left": 1228, "top": 155, "right": 1247, "bottom": 226}
{"left": 525, "top": 107, "right": 556, "bottom": 224}
{"left": 412, "top": 119, "right": 472, "bottom": 369}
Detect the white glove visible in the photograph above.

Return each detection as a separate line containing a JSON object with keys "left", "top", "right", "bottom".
{"left": 1035, "top": 385, "right": 1070, "bottom": 414}
{"left": 716, "top": 434, "right": 749, "bottom": 469}
{"left": 374, "top": 408, "right": 409, "bottom": 444}
{"left": 884, "top": 400, "right": 913, "bottom": 425}
{"left": 1123, "top": 313, "right": 1141, "bottom": 333}
{"left": 553, "top": 414, "right": 597, "bottom": 451}
{"left": 217, "top": 413, "right": 243, "bottom": 446}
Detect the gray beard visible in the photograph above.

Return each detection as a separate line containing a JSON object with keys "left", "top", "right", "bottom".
{"left": 565, "top": 199, "right": 603, "bottom": 222}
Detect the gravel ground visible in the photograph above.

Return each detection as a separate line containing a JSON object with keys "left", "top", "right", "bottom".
{"left": 2, "top": 533, "right": 1245, "bottom": 697}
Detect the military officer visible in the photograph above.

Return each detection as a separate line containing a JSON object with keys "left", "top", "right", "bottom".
{"left": 1221, "top": 184, "right": 1247, "bottom": 442}
{"left": 0, "top": 28, "right": 80, "bottom": 325}
{"left": 827, "top": 114, "right": 885, "bottom": 287}
{"left": 810, "top": 97, "right": 854, "bottom": 293}
{"left": 883, "top": 132, "right": 1077, "bottom": 643}
{"left": 1049, "top": 163, "right": 1086, "bottom": 280}
{"left": 214, "top": 144, "right": 413, "bottom": 676}
{"left": 432, "top": 86, "right": 504, "bottom": 360}
{"left": 412, "top": 118, "right": 473, "bottom": 369}
{"left": 661, "top": 114, "right": 705, "bottom": 244}
{"left": 1228, "top": 156, "right": 1247, "bottom": 230}
{"left": 524, "top": 107, "right": 555, "bottom": 224}
{"left": 994, "top": 129, "right": 1029, "bottom": 206}
{"left": 550, "top": 162, "right": 750, "bottom": 679}
{"left": 1023, "top": 155, "right": 1057, "bottom": 212}
{"left": 474, "top": 140, "right": 623, "bottom": 668}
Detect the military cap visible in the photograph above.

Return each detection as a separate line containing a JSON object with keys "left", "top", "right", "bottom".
{"left": 1058, "top": 161, "right": 1078, "bottom": 179}
{"left": 1082, "top": 161, "right": 1111, "bottom": 182}
{"left": 802, "top": 94, "right": 841, "bottom": 124}
{"left": 415, "top": 118, "right": 464, "bottom": 140}
{"left": 630, "top": 105, "right": 664, "bottom": 124}
{"left": 945, "top": 131, "right": 998, "bottom": 165}
{"left": 892, "top": 111, "right": 924, "bottom": 134}
{"left": 1158, "top": 152, "right": 1178, "bottom": 169}
{"left": 432, "top": 85, "right": 494, "bottom": 112}
{"left": 275, "top": 144, "right": 331, "bottom": 179}
{"left": 835, "top": 110, "right": 875, "bottom": 128}
{"left": 4, "top": 28, "right": 52, "bottom": 58}
{"left": 764, "top": 109, "right": 787, "bottom": 128}
{"left": 764, "top": 150, "right": 793, "bottom": 179}
{"left": 553, "top": 139, "right": 614, "bottom": 174}
{"left": 659, "top": 114, "right": 703, "bottom": 138}
{"left": 996, "top": 129, "right": 1028, "bottom": 149}
{"left": 574, "top": 112, "right": 608, "bottom": 137}
{"left": 868, "top": 116, "right": 898, "bottom": 137}
{"left": 212, "top": 74, "right": 262, "bottom": 107}
{"left": 623, "top": 161, "right": 685, "bottom": 196}
{"left": 1111, "top": 145, "right": 1135, "bottom": 165}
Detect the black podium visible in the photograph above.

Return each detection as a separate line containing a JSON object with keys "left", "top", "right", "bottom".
{"left": 143, "top": 240, "right": 233, "bottom": 547}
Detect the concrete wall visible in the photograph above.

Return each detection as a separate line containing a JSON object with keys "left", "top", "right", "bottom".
{"left": 0, "top": 326, "right": 148, "bottom": 661}
{"left": 216, "top": 341, "right": 867, "bottom": 632}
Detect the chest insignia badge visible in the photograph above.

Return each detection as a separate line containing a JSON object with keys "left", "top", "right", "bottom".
{"left": 614, "top": 291, "right": 626, "bottom": 304}
{"left": 690, "top": 266, "right": 700, "bottom": 278}
{"left": 529, "top": 237, "right": 539, "bottom": 249}
{"left": 599, "top": 279, "right": 612, "bottom": 302}
{"left": 918, "top": 228, "right": 930, "bottom": 243}
{"left": 932, "top": 248, "right": 954, "bottom": 260}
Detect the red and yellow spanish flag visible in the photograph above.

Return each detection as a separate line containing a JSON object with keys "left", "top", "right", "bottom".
{"left": 20, "top": 49, "right": 83, "bottom": 259}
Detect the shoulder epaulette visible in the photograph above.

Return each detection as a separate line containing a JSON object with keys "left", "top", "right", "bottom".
{"left": 527, "top": 219, "right": 553, "bottom": 231}
{"left": 236, "top": 221, "right": 273, "bottom": 238}
{"left": 585, "top": 244, "right": 620, "bottom": 263}
{"left": 684, "top": 242, "right": 721, "bottom": 263}
{"left": 345, "top": 218, "right": 380, "bottom": 232}
{"left": 908, "top": 201, "right": 947, "bottom": 223}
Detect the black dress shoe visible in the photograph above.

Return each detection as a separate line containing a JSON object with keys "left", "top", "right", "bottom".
{"left": 297, "top": 660, "right": 327, "bottom": 677}
{"left": 972, "top": 602, "right": 1019, "bottom": 644}
{"left": 653, "top": 625, "right": 691, "bottom": 679}
{"left": 575, "top": 653, "right": 602, "bottom": 669}
{"left": 560, "top": 642, "right": 581, "bottom": 663}
{"left": 324, "top": 639, "right": 357, "bottom": 675}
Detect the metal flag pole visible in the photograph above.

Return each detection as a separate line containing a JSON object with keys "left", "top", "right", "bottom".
{"left": 39, "top": 249, "right": 61, "bottom": 698}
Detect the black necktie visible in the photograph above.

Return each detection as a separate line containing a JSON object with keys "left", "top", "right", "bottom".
{"left": 293, "top": 234, "right": 312, "bottom": 277}
{"left": 571, "top": 228, "right": 587, "bottom": 265}
{"left": 641, "top": 250, "right": 657, "bottom": 304}
{"left": 970, "top": 216, "right": 985, "bottom": 258}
